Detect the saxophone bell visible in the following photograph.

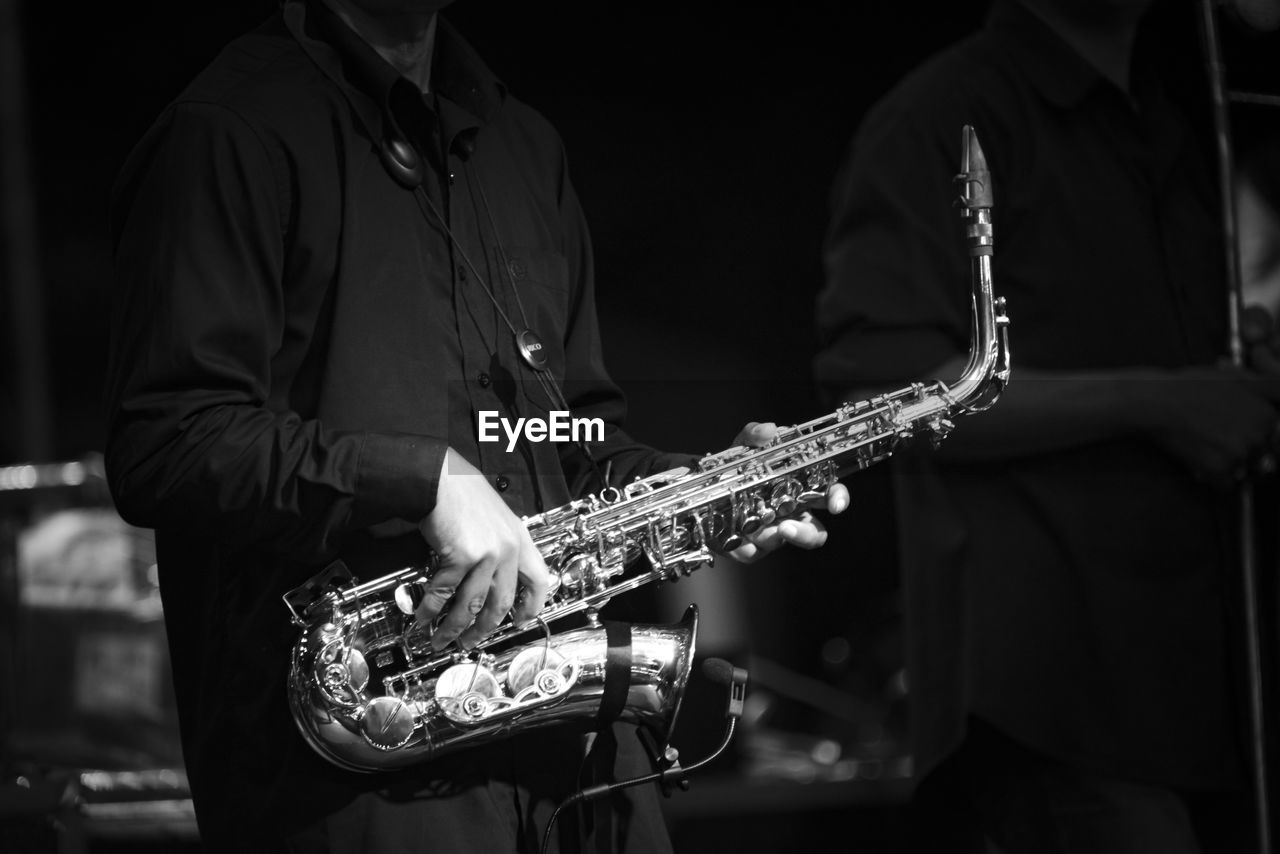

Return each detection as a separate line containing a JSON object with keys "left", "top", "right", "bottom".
{"left": 288, "top": 591, "right": 700, "bottom": 772}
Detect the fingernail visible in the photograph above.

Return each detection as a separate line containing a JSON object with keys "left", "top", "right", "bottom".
{"left": 834, "top": 493, "right": 849, "bottom": 513}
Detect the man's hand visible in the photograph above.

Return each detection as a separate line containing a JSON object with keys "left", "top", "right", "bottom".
{"left": 1243, "top": 305, "right": 1280, "bottom": 377}
{"left": 724, "top": 421, "right": 850, "bottom": 564}
{"left": 1133, "top": 366, "right": 1280, "bottom": 487}
{"left": 417, "top": 449, "right": 554, "bottom": 650}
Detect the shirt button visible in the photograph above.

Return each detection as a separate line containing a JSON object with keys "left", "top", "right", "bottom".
{"left": 458, "top": 267, "right": 468, "bottom": 282}
{"left": 478, "top": 372, "right": 491, "bottom": 387}
{"left": 495, "top": 475, "right": 510, "bottom": 492}
{"left": 448, "top": 172, "right": 455, "bottom": 186}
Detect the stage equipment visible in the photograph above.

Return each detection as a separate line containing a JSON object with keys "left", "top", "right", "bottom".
{"left": 0, "top": 455, "right": 194, "bottom": 848}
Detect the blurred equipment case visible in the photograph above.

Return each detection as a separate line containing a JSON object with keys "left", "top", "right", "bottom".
{"left": 0, "top": 457, "right": 195, "bottom": 850}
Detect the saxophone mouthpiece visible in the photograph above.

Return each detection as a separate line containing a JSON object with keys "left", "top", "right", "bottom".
{"left": 957, "top": 125, "right": 995, "bottom": 259}
{"left": 957, "top": 124, "right": 993, "bottom": 211}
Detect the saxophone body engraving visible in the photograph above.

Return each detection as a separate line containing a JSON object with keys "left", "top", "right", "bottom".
{"left": 286, "top": 125, "right": 1010, "bottom": 773}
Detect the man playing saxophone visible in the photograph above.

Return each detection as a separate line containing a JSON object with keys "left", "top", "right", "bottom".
{"left": 103, "top": 0, "right": 846, "bottom": 851}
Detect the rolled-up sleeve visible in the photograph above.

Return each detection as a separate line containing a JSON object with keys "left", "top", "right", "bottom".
{"left": 105, "top": 102, "right": 446, "bottom": 560}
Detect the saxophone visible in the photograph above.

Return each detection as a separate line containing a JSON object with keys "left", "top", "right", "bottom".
{"left": 285, "top": 125, "right": 1010, "bottom": 773}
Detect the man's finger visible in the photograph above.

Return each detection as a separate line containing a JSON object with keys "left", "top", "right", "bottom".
{"left": 413, "top": 565, "right": 467, "bottom": 623}
{"left": 826, "top": 483, "right": 850, "bottom": 514}
{"left": 776, "top": 514, "right": 829, "bottom": 550}
{"left": 431, "top": 558, "right": 497, "bottom": 650}
{"left": 511, "top": 536, "right": 553, "bottom": 627}
{"left": 458, "top": 553, "right": 519, "bottom": 648}
{"left": 732, "top": 421, "right": 777, "bottom": 448}
{"left": 413, "top": 585, "right": 456, "bottom": 625}
{"left": 745, "top": 524, "right": 789, "bottom": 553}
{"left": 731, "top": 421, "right": 760, "bottom": 445}
{"left": 728, "top": 541, "right": 762, "bottom": 564}
{"left": 729, "top": 512, "right": 830, "bottom": 561}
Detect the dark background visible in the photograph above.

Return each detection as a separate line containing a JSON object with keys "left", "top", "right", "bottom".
{"left": 10, "top": 0, "right": 1275, "bottom": 586}
{"left": 7, "top": 0, "right": 1278, "bottom": 465}
{"left": 3, "top": 1, "right": 999, "bottom": 459}
{"left": 1, "top": 0, "right": 1005, "bottom": 684}
{"left": 2, "top": 1, "right": 1280, "bottom": 848}
{"left": 6, "top": 0, "right": 1280, "bottom": 731}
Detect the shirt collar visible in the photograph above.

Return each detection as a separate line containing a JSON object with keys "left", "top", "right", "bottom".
{"left": 284, "top": 0, "right": 505, "bottom": 141}
{"left": 986, "top": 0, "right": 1104, "bottom": 109}
{"left": 987, "top": 3, "right": 1191, "bottom": 203}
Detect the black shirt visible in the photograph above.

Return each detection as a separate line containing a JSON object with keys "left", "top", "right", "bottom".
{"left": 815, "top": 1, "right": 1238, "bottom": 789}
{"left": 105, "top": 0, "right": 687, "bottom": 838}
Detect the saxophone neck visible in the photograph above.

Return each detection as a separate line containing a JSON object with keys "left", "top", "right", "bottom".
{"left": 949, "top": 124, "right": 1010, "bottom": 413}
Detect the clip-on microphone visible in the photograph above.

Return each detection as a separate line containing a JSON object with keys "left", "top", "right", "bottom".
{"left": 539, "top": 657, "right": 748, "bottom": 854}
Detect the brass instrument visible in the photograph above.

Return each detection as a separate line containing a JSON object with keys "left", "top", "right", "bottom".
{"left": 1198, "top": 3, "right": 1280, "bottom": 850}
{"left": 285, "top": 125, "right": 1010, "bottom": 773}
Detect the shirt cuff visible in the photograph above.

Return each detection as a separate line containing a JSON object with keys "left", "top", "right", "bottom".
{"left": 649, "top": 452, "right": 701, "bottom": 474}
{"left": 351, "top": 432, "right": 448, "bottom": 527}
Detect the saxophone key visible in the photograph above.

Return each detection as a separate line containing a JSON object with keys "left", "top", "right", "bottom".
{"left": 459, "top": 692, "right": 491, "bottom": 720}
{"left": 394, "top": 580, "right": 428, "bottom": 616}
{"left": 534, "top": 667, "right": 568, "bottom": 697}
{"left": 771, "top": 478, "right": 802, "bottom": 517}
{"left": 436, "top": 662, "right": 504, "bottom": 724}
{"left": 703, "top": 509, "right": 742, "bottom": 552}
{"left": 315, "top": 642, "right": 369, "bottom": 706}
{"left": 741, "top": 497, "right": 776, "bottom": 535}
{"left": 506, "top": 646, "right": 568, "bottom": 695}
{"left": 689, "top": 512, "right": 709, "bottom": 549}
{"left": 557, "top": 553, "right": 597, "bottom": 594}
{"left": 805, "top": 469, "right": 831, "bottom": 493}
{"left": 719, "top": 532, "right": 745, "bottom": 552}
{"left": 360, "top": 696, "right": 417, "bottom": 750}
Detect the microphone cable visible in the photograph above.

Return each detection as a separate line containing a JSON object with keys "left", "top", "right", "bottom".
{"left": 539, "top": 657, "right": 748, "bottom": 854}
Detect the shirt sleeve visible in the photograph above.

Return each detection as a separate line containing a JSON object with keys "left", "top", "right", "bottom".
{"left": 550, "top": 146, "right": 697, "bottom": 497}
{"left": 813, "top": 91, "right": 980, "bottom": 404}
{"left": 105, "top": 102, "right": 447, "bottom": 561}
